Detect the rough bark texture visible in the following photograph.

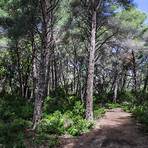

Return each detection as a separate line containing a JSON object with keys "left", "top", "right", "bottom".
{"left": 33, "top": 0, "right": 52, "bottom": 129}
{"left": 113, "top": 80, "right": 118, "bottom": 103}
{"left": 132, "top": 50, "right": 137, "bottom": 92}
{"left": 143, "top": 73, "right": 148, "bottom": 93}
{"left": 85, "top": 9, "right": 96, "bottom": 121}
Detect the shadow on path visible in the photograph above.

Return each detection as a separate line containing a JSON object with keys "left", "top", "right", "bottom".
{"left": 59, "top": 108, "right": 148, "bottom": 148}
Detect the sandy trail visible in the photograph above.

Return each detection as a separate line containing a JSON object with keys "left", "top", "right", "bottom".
{"left": 59, "top": 108, "right": 148, "bottom": 148}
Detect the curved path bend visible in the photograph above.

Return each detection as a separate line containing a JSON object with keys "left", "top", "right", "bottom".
{"left": 59, "top": 108, "right": 148, "bottom": 148}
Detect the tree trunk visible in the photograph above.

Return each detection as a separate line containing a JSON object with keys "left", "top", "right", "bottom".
{"left": 132, "top": 50, "right": 137, "bottom": 92}
{"left": 113, "top": 80, "right": 118, "bottom": 103}
{"left": 120, "top": 70, "right": 127, "bottom": 92}
{"left": 85, "top": 10, "right": 96, "bottom": 121}
{"left": 15, "top": 42, "right": 23, "bottom": 96}
{"left": 33, "top": 0, "right": 52, "bottom": 129}
{"left": 33, "top": 48, "right": 46, "bottom": 129}
{"left": 143, "top": 73, "right": 148, "bottom": 93}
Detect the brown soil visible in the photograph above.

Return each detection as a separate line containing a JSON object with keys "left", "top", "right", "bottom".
{"left": 59, "top": 108, "right": 148, "bottom": 148}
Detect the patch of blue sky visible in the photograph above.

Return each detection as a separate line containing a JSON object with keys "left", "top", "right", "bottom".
{"left": 134, "top": 0, "right": 148, "bottom": 24}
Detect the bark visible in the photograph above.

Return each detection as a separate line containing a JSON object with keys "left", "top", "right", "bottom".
{"left": 120, "top": 70, "right": 127, "bottom": 92}
{"left": 53, "top": 47, "right": 58, "bottom": 89}
{"left": 113, "top": 79, "right": 118, "bottom": 103}
{"left": 15, "top": 42, "right": 23, "bottom": 96}
{"left": 30, "top": 33, "right": 37, "bottom": 100}
{"left": 73, "top": 44, "right": 77, "bottom": 94}
{"left": 132, "top": 50, "right": 137, "bottom": 92}
{"left": 33, "top": 47, "right": 46, "bottom": 129}
{"left": 143, "top": 73, "right": 148, "bottom": 93}
{"left": 85, "top": 9, "right": 96, "bottom": 121}
{"left": 33, "top": 0, "right": 55, "bottom": 129}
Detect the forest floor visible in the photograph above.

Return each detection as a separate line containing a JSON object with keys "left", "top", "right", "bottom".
{"left": 59, "top": 108, "right": 148, "bottom": 148}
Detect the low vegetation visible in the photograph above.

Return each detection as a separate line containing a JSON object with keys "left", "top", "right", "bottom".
{"left": 0, "top": 0, "right": 148, "bottom": 147}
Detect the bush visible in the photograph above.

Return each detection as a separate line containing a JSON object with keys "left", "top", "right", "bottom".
{"left": 0, "top": 118, "right": 31, "bottom": 147}
{"left": 66, "top": 115, "right": 93, "bottom": 136}
{"left": 0, "top": 94, "right": 33, "bottom": 121}
{"left": 34, "top": 134, "right": 59, "bottom": 148}
{"left": 38, "top": 101, "right": 93, "bottom": 137}
{"left": 94, "top": 107, "right": 106, "bottom": 119}
{"left": 132, "top": 103, "right": 148, "bottom": 125}
{"left": 0, "top": 94, "right": 33, "bottom": 147}
{"left": 107, "top": 103, "right": 121, "bottom": 109}
{"left": 63, "top": 101, "right": 93, "bottom": 136}
{"left": 44, "top": 94, "right": 80, "bottom": 113}
{"left": 93, "top": 93, "right": 108, "bottom": 104}
{"left": 118, "top": 91, "right": 135, "bottom": 103}
{"left": 121, "top": 102, "right": 132, "bottom": 112}
{"left": 37, "top": 111, "right": 65, "bottom": 135}
{"left": 72, "top": 101, "right": 85, "bottom": 116}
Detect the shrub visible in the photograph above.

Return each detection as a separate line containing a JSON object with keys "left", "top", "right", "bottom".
{"left": 0, "top": 94, "right": 33, "bottom": 121}
{"left": 72, "top": 101, "right": 85, "bottom": 116}
{"left": 93, "top": 93, "right": 108, "bottom": 104}
{"left": 118, "top": 91, "right": 135, "bottom": 103}
{"left": 66, "top": 116, "right": 93, "bottom": 136}
{"left": 0, "top": 118, "right": 31, "bottom": 147}
{"left": 34, "top": 134, "right": 59, "bottom": 148}
{"left": 37, "top": 111, "right": 65, "bottom": 135}
{"left": 38, "top": 101, "right": 93, "bottom": 137}
{"left": 94, "top": 107, "right": 106, "bottom": 119}
{"left": 0, "top": 94, "right": 33, "bottom": 147}
{"left": 132, "top": 103, "right": 148, "bottom": 125}
{"left": 44, "top": 94, "right": 80, "bottom": 114}
{"left": 121, "top": 101, "right": 132, "bottom": 112}
{"left": 107, "top": 103, "right": 121, "bottom": 109}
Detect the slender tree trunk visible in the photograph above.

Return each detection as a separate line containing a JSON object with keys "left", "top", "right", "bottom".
{"left": 53, "top": 48, "right": 58, "bottom": 89}
{"left": 132, "top": 50, "right": 137, "bottom": 92}
{"left": 113, "top": 79, "right": 118, "bottom": 103}
{"left": 33, "top": 0, "right": 52, "bottom": 129}
{"left": 73, "top": 45, "right": 77, "bottom": 93}
{"left": 33, "top": 43, "right": 47, "bottom": 129}
{"left": 143, "top": 73, "right": 148, "bottom": 93}
{"left": 85, "top": 10, "right": 96, "bottom": 121}
{"left": 15, "top": 42, "right": 23, "bottom": 96}
{"left": 121, "top": 70, "right": 127, "bottom": 92}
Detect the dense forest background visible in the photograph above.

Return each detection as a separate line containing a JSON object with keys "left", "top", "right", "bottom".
{"left": 0, "top": 0, "right": 148, "bottom": 147}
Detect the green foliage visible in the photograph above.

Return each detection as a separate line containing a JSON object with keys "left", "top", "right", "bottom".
{"left": 0, "top": 94, "right": 33, "bottom": 121}
{"left": 44, "top": 93, "right": 80, "bottom": 113}
{"left": 121, "top": 102, "right": 132, "bottom": 112}
{"left": 132, "top": 102, "right": 148, "bottom": 125}
{"left": 40, "top": 100, "right": 93, "bottom": 137}
{"left": 119, "top": 94, "right": 148, "bottom": 131}
{"left": 34, "top": 134, "right": 58, "bottom": 148}
{"left": 67, "top": 117, "right": 93, "bottom": 136}
{"left": 93, "top": 93, "right": 108, "bottom": 104}
{"left": 0, "top": 94, "right": 33, "bottom": 147}
{"left": 37, "top": 111, "right": 65, "bottom": 135}
{"left": 0, "top": 118, "right": 31, "bottom": 147}
{"left": 118, "top": 91, "right": 136, "bottom": 103}
{"left": 115, "top": 8, "right": 147, "bottom": 32}
{"left": 64, "top": 100, "right": 93, "bottom": 136}
{"left": 72, "top": 101, "right": 85, "bottom": 116}
{"left": 94, "top": 107, "right": 106, "bottom": 119}
{"left": 107, "top": 103, "right": 121, "bottom": 109}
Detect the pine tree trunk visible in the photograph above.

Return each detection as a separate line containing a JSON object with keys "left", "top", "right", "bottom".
{"left": 33, "top": 47, "right": 46, "bottom": 129}
{"left": 113, "top": 80, "right": 118, "bottom": 103}
{"left": 33, "top": 0, "right": 52, "bottom": 129}
{"left": 85, "top": 10, "right": 96, "bottom": 121}
{"left": 143, "top": 73, "right": 148, "bottom": 93}
{"left": 132, "top": 50, "right": 137, "bottom": 92}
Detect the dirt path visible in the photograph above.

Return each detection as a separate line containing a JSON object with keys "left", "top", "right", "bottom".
{"left": 59, "top": 108, "right": 148, "bottom": 148}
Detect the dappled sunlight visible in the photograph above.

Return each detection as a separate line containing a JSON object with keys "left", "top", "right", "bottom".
{"left": 59, "top": 108, "right": 148, "bottom": 148}
{"left": 0, "top": 0, "right": 148, "bottom": 147}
